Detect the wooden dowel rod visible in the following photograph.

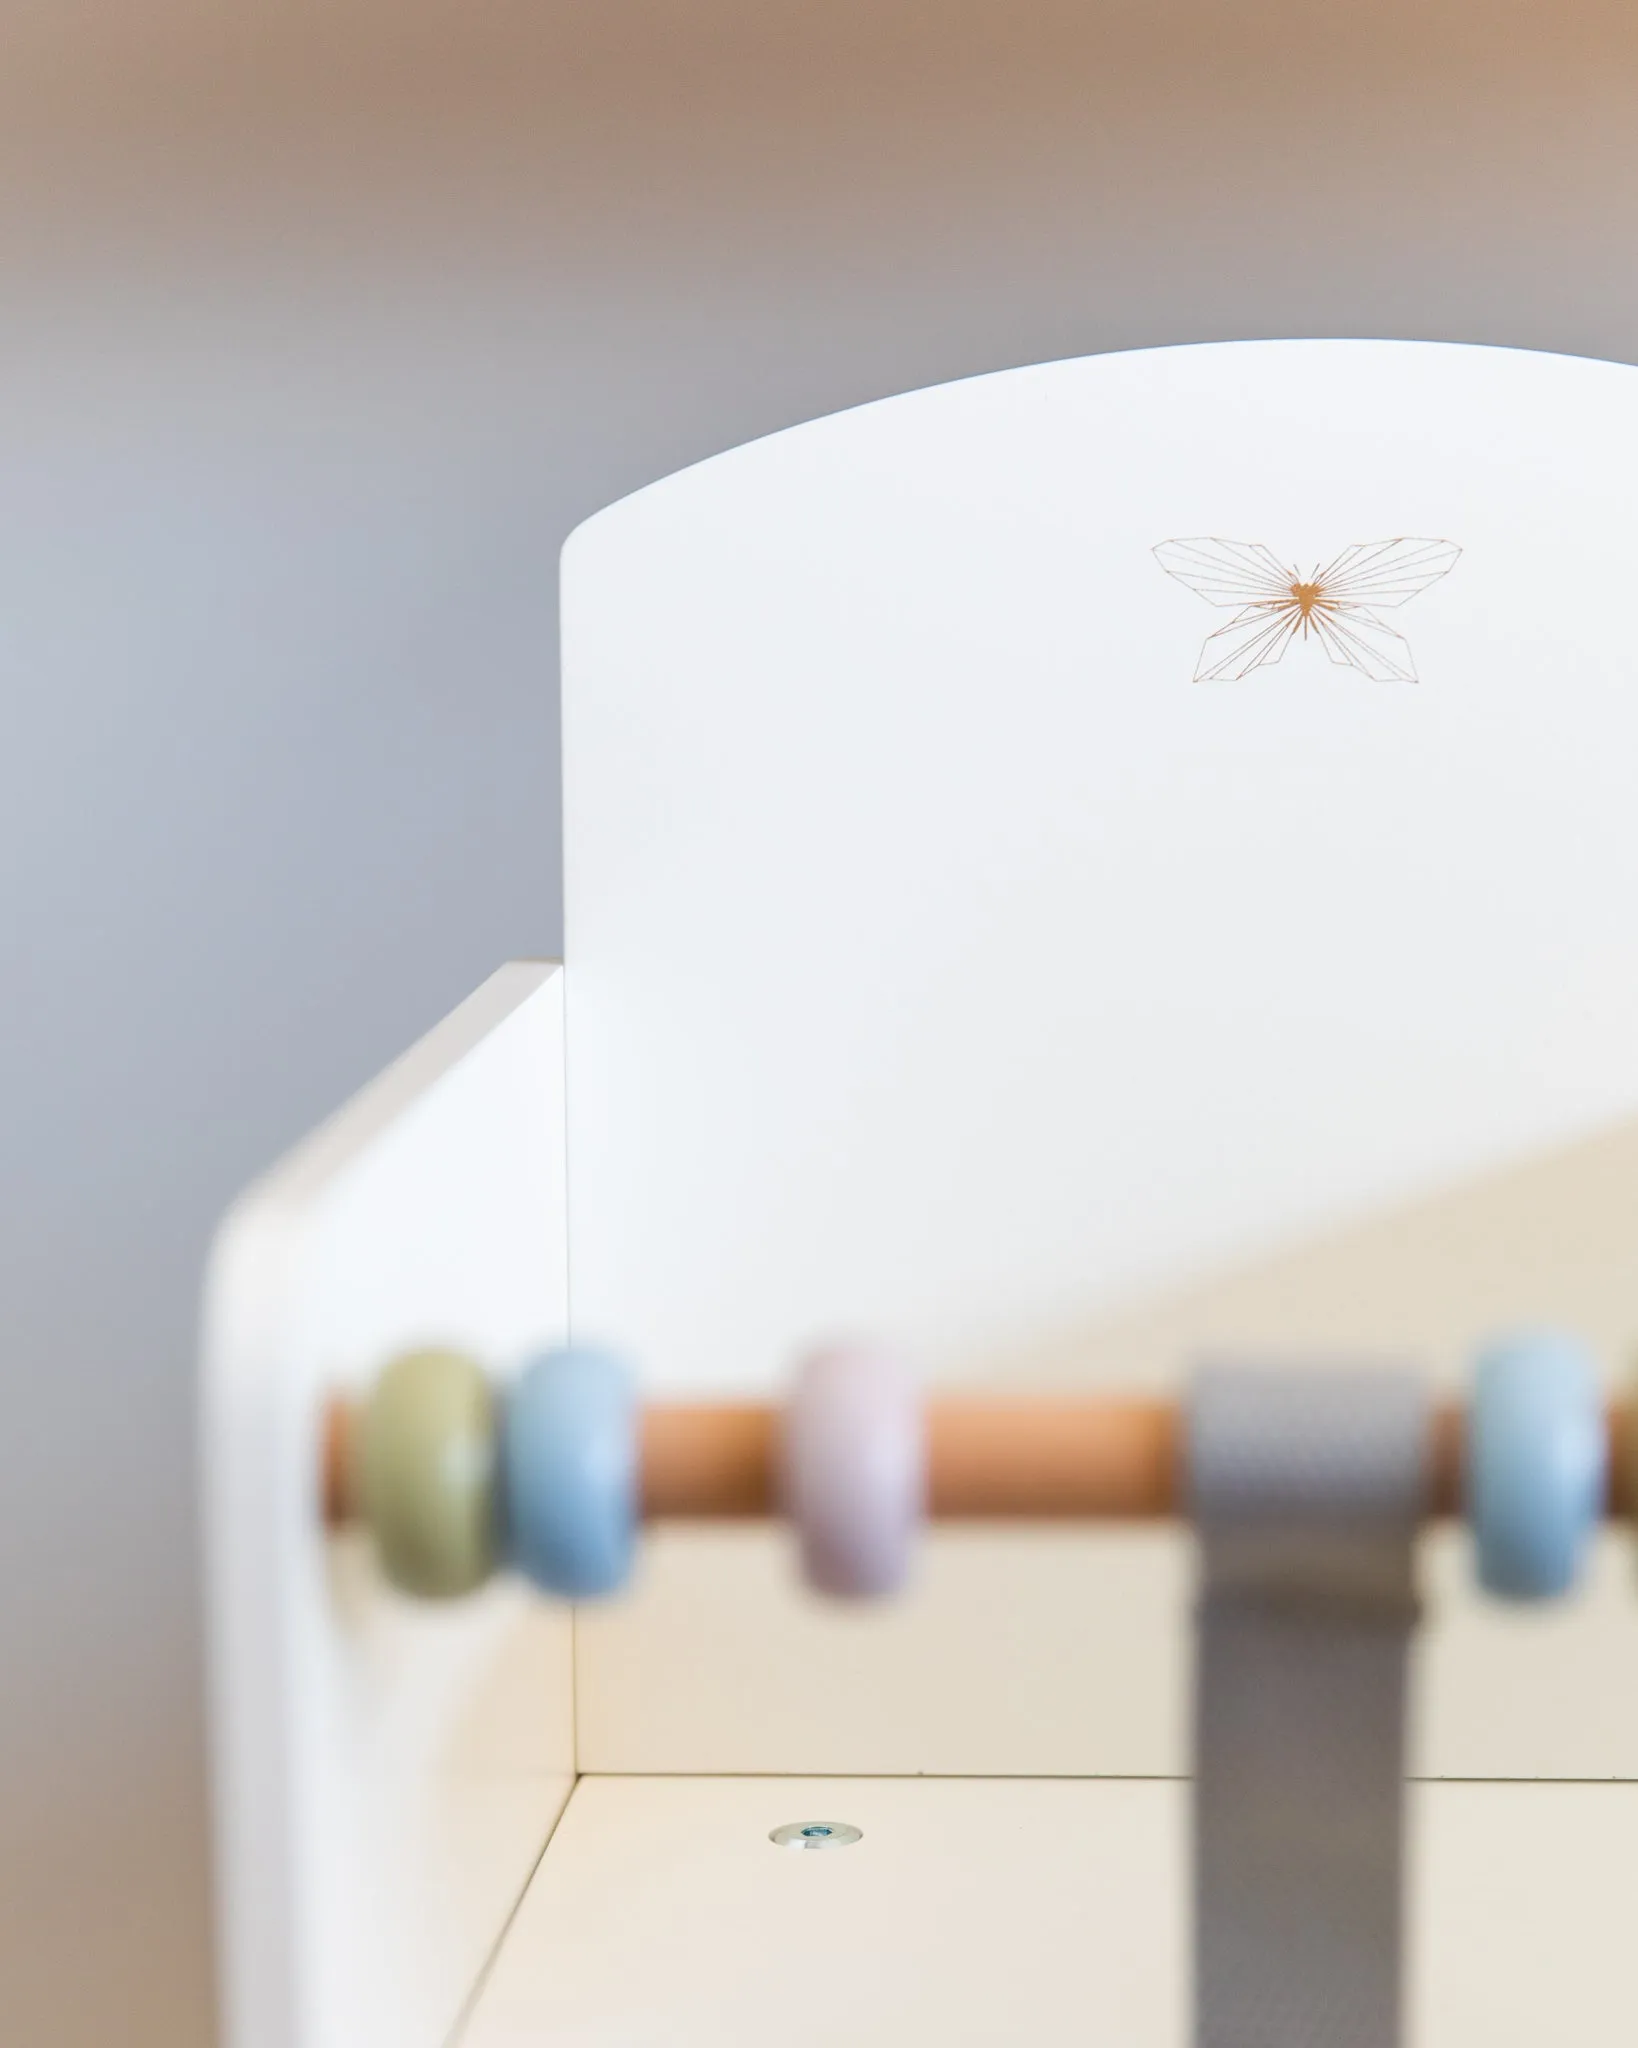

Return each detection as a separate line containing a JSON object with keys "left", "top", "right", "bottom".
{"left": 323, "top": 1394, "right": 1632, "bottom": 1525}
{"left": 924, "top": 1399, "right": 1180, "bottom": 1519}
{"left": 321, "top": 1395, "right": 354, "bottom": 1527}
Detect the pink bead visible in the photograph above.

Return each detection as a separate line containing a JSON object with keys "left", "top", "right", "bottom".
{"left": 781, "top": 1344, "right": 926, "bottom": 1598}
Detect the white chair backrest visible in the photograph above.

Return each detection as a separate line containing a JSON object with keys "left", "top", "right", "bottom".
{"left": 563, "top": 340, "right": 1638, "bottom": 1396}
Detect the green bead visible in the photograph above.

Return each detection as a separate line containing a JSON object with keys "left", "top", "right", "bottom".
{"left": 354, "top": 1348, "right": 498, "bottom": 1598}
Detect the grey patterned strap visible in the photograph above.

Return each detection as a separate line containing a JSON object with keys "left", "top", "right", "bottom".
{"left": 1188, "top": 1364, "right": 1429, "bottom": 2048}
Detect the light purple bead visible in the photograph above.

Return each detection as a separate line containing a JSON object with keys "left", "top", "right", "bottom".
{"left": 781, "top": 1344, "right": 926, "bottom": 1598}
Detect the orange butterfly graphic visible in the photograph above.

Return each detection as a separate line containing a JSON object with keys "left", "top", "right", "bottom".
{"left": 1153, "top": 537, "right": 1461, "bottom": 683}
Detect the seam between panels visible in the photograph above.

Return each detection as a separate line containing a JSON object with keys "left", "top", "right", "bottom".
{"left": 441, "top": 1775, "right": 585, "bottom": 2048}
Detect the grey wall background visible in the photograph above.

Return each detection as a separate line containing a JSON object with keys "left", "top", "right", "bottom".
{"left": 4, "top": 3, "right": 1638, "bottom": 2039}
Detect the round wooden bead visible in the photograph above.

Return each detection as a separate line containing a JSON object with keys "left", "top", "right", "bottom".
{"left": 354, "top": 1348, "right": 498, "bottom": 1599}
{"left": 781, "top": 1344, "right": 925, "bottom": 1598}
{"left": 1468, "top": 1330, "right": 1605, "bottom": 1600}
{"left": 502, "top": 1347, "right": 638, "bottom": 1598}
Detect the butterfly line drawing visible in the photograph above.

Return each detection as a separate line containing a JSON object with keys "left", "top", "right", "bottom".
{"left": 1152, "top": 536, "right": 1461, "bottom": 683}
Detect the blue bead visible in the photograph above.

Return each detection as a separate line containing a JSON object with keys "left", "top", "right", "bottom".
{"left": 1469, "top": 1331, "right": 1605, "bottom": 1600}
{"left": 502, "top": 1347, "right": 637, "bottom": 1598}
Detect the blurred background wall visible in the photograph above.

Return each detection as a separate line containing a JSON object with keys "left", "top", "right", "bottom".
{"left": 3, "top": 3, "right": 1638, "bottom": 2038}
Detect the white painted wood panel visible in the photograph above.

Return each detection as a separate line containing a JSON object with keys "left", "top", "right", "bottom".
{"left": 577, "top": 1085, "right": 1638, "bottom": 1779}
{"left": 461, "top": 1775, "right": 1638, "bottom": 2047}
{"left": 576, "top": 1524, "right": 1638, "bottom": 1780}
{"left": 561, "top": 340, "right": 1638, "bottom": 1782}
{"left": 203, "top": 963, "right": 576, "bottom": 2048}
{"left": 563, "top": 341, "right": 1638, "bottom": 1402}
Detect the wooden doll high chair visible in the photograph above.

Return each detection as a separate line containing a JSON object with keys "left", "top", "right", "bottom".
{"left": 204, "top": 340, "right": 1638, "bottom": 2048}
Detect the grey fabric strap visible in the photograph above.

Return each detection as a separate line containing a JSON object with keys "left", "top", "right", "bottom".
{"left": 1188, "top": 1364, "right": 1429, "bottom": 2048}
